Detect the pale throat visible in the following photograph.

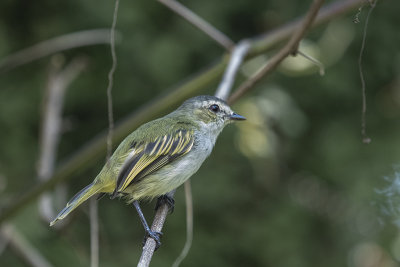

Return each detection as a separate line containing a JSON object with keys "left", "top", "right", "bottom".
{"left": 198, "top": 120, "right": 225, "bottom": 146}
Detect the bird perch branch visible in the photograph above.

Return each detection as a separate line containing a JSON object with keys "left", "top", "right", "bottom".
{"left": 138, "top": 191, "right": 175, "bottom": 267}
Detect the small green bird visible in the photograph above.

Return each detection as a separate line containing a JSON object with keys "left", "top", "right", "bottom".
{"left": 50, "top": 95, "right": 245, "bottom": 247}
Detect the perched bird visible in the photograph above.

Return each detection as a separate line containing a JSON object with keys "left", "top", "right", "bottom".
{"left": 50, "top": 95, "right": 245, "bottom": 247}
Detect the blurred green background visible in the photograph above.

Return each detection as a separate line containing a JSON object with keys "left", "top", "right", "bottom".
{"left": 1, "top": 0, "right": 400, "bottom": 266}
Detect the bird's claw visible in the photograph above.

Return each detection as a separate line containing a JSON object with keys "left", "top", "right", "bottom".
{"left": 155, "top": 194, "right": 175, "bottom": 214}
{"left": 143, "top": 230, "right": 163, "bottom": 250}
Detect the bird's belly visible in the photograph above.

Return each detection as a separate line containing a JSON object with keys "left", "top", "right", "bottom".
{"left": 123, "top": 146, "right": 211, "bottom": 202}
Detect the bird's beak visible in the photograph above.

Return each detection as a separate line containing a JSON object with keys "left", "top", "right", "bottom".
{"left": 229, "top": 113, "right": 246, "bottom": 121}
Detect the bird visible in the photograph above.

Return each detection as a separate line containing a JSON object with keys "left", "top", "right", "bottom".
{"left": 50, "top": 95, "right": 245, "bottom": 248}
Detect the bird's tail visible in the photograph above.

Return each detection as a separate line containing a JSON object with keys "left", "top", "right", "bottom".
{"left": 50, "top": 182, "right": 101, "bottom": 226}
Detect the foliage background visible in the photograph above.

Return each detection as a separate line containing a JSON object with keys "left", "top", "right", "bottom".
{"left": 1, "top": 0, "right": 400, "bottom": 266}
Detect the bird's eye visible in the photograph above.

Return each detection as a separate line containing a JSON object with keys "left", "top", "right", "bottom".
{"left": 209, "top": 104, "right": 220, "bottom": 113}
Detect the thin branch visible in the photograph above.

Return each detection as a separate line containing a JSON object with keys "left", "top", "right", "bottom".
{"left": 138, "top": 184, "right": 194, "bottom": 267}
{"left": 106, "top": 0, "right": 120, "bottom": 159}
{"left": 138, "top": 190, "right": 176, "bottom": 267}
{"left": 0, "top": 0, "right": 366, "bottom": 226}
{"left": 38, "top": 56, "right": 88, "bottom": 224}
{"left": 90, "top": 198, "right": 99, "bottom": 267}
{"left": 90, "top": 2, "right": 120, "bottom": 267}
{"left": 215, "top": 40, "right": 251, "bottom": 100}
{"left": 158, "top": 0, "right": 235, "bottom": 51}
{"left": 172, "top": 181, "right": 193, "bottom": 267}
{"left": 0, "top": 224, "right": 53, "bottom": 267}
{"left": 229, "top": 0, "right": 325, "bottom": 104}
{"left": 297, "top": 50, "right": 325, "bottom": 76}
{"left": 358, "top": 0, "right": 376, "bottom": 144}
{"left": 0, "top": 29, "right": 115, "bottom": 73}
{"left": 249, "top": 0, "right": 364, "bottom": 56}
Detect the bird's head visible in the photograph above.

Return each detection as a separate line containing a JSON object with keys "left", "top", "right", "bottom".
{"left": 176, "top": 95, "right": 245, "bottom": 134}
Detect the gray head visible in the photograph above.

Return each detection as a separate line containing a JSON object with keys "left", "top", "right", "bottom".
{"left": 176, "top": 95, "right": 245, "bottom": 132}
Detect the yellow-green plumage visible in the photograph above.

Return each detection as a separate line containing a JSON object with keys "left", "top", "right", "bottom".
{"left": 50, "top": 95, "right": 245, "bottom": 227}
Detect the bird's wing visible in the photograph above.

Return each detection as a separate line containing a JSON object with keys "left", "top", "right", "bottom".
{"left": 112, "top": 129, "right": 194, "bottom": 196}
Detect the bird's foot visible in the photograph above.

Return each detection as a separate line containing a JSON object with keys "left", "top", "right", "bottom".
{"left": 143, "top": 230, "right": 163, "bottom": 250}
{"left": 155, "top": 194, "right": 175, "bottom": 214}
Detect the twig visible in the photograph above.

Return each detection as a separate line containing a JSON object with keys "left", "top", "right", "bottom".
{"left": 172, "top": 181, "right": 193, "bottom": 267}
{"left": 106, "top": 0, "right": 120, "bottom": 159}
{"left": 158, "top": 0, "right": 235, "bottom": 51}
{"left": 229, "top": 0, "right": 325, "bottom": 104}
{"left": 358, "top": 0, "right": 376, "bottom": 144}
{"left": 0, "top": 0, "right": 366, "bottom": 226}
{"left": 0, "top": 224, "right": 53, "bottom": 267}
{"left": 215, "top": 40, "right": 251, "bottom": 100}
{"left": 0, "top": 29, "right": 114, "bottom": 73}
{"left": 297, "top": 50, "right": 325, "bottom": 76}
{"left": 38, "top": 56, "right": 88, "bottom": 224}
{"left": 90, "top": 1, "right": 120, "bottom": 266}
{"left": 90, "top": 198, "right": 99, "bottom": 267}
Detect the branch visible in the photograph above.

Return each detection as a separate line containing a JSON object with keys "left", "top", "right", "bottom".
{"left": 91, "top": 2, "right": 120, "bottom": 267}
{"left": 215, "top": 40, "right": 251, "bottom": 100}
{"left": 89, "top": 199, "right": 99, "bottom": 267}
{"left": 0, "top": 29, "right": 115, "bottom": 73}
{"left": 0, "top": 0, "right": 366, "bottom": 226}
{"left": 297, "top": 50, "right": 325, "bottom": 76}
{"left": 158, "top": 0, "right": 235, "bottom": 50}
{"left": 138, "top": 191, "right": 175, "bottom": 267}
{"left": 105, "top": 0, "right": 120, "bottom": 159}
{"left": 229, "top": 0, "right": 325, "bottom": 104}
{"left": 249, "top": 0, "right": 364, "bottom": 56}
{"left": 359, "top": 0, "right": 377, "bottom": 144}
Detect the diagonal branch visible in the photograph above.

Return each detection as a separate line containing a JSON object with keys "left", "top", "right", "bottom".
{"left": 229, "top": 0, "right": 325, "bottom": 104}
{"left": 158, "top": 0, "right": 235, "bottom": 51}
{"left": 0, "top": 224, "right": 53, "bottom": 267}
